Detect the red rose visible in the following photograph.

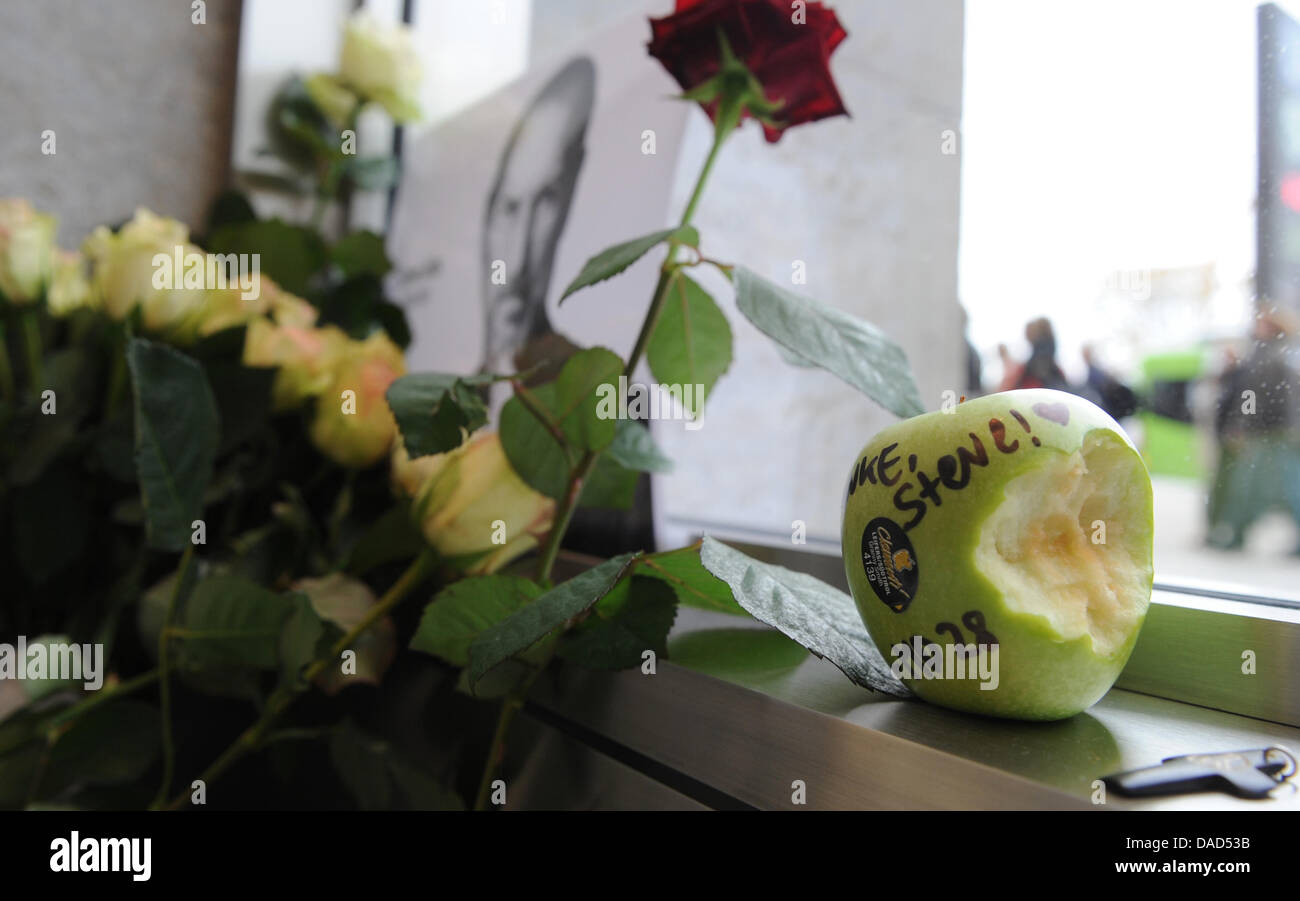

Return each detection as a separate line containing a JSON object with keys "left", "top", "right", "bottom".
{"left": 648, "top": 0, "right": 849, "bottom": 142}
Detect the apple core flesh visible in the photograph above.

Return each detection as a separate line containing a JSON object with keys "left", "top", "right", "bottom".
{"left": 975, "top": 432, "right": 1151, "bottom": 658}
{"left": 841, "top": 389, "right": 1154, "bottom": 721}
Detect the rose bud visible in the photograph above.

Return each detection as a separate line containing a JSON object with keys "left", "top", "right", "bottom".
{"left": 390, "top": 441, "right": 450, "bottom": 500}
{"left": 244, "top": 321, "right": 350, "bottom": 412}
{"left": 304, "top": 73, "right": 361, "bottom": 127}
{"left": 263, "top": 278, "right": 319, "bottom": 329}
{"left": 0, "top": 198, "right": 57, "bottom": 305}
{"left": 290, "top": 573, "right": 396, "bottom": 695}
{"left": 83, "top": 208, "right": 188, "bottom": 320}
{"left": 192, "top": 287, "right": 271, "bottom": 339}
{"left": 46, "top": 250, "right": 98, "bottom": 317}
{"left": 82, "top": 208, "right": 216, "bottom": 341}
{"left": 395, "top": 432, "right": 556, "bottom": 575}
{"left": 648, "top": 0, "right": 849, "bottom": 142}
{"left": 309, "top": 331, "right": 406, "bottom": 468}
{"left": 338, "top": 11, "right": 422, "bottom": 124}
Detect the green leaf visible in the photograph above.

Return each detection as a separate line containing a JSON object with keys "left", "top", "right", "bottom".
{"left": 0, "top": 747, "right": 43, "bottom": 809}
{"left": 467, "top": 552, "right": 640, "bottom": 688}
{"left": 41, "top": 700, "right": 160, "bottom": 793}
{"left": 95, "top": 414, "right": 138, "bottom": 483}
{"left": 635, "top": 542, "right": 746, "bottom": 615}
{"left": 499, "top": 348, "right": 624, "bottom": 498}
{"left": 732, "top": 266, "right": 925, "bottom": 419}
{"left": 331, "top": 230, "right": 391, "bottom": 279}
{"left": 558, "top": 577, "right": 677, "bottom": 670}
{"left": 410, "top": 575, "right": 544, "bottom": 667}
{"left": 329, "top": 720, "right": 463, "bottom": 811}
{"left": 343, "top": 156, "right": 401, "bottom": 191}
{"left": 373, "top": 299, "right": 412, "bottom": 349}
{"left": 647, "top": 272, "right": 733, "bottom": 417}
{"left": 126, "top": 339, "right": 219, "bottom": 552}
{"left": 6, "top": 347, "right": 98, "bottom": 485}
{"left": 316, "top": 273, "right": 381, "bottom": 338}
{"left": 265, "top": 75, "right": 336, "bottom": 168}
{"left": 343, "top": 503, "right": 426, "bottom": 576}
{"left": 178, "top": 575, "right": 299, "bottom": 670}
{"left": 554, "top": 347, "right": 623, "bottom": 451}
{"left": 698, "top": 537, "right": 911, "bottom": 696}
{"left": 279, "top": 592, "right": 326, "bottom": 690}
{"left": 605, "top": 419, "right": 672, "bottom": 474}
{"left": 203, "top": 189, "right": 258, "bottom": 235}
{"left": 137, "top": 563, "right": 200, "bottom": 658}
{"left": 577, "top": 413, "right": 675, "bottom": 508}
{"left": 559, "top": 226, "right": 699, "bottom": 301}
{"left": 386, "top": 373, "right": 494, "bottom": 457}
{"left": 207, "top": 219, "right": 328, "bottom": 296}
{"left": 499, "top": 384, "right": 569, "bottom": 499}
{"left": 294, "top": 574, "right": 393, "bottom": 693}
{"left": 204, "top": 358, "right": 274, "bottom": 454}
{"left": 0, "top": 704, "right": 57, "bottom": 758}
{"left": 236, "top": 169, "right": 311, "bottom": 197}
{"left": 579, "top": 454, "right": 639, "bottom": 510}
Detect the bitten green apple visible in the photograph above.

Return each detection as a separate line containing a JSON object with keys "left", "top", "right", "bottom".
{"left": 841, "top": 389, "right": 1154, "bottom": 721}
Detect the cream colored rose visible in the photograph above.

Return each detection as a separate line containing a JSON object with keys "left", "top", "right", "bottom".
{"left": 290, "top": 573, "right": 396, "bottom": 695}
{"left": 192, "top": 287, "right": 271, "bottom": 339}
{"left": 46, "top": 250, "right": 97, "bottom": 317}
{"left": 309, "top": 331, "right": 406, "bottom": 468}
{"left": 244, "top": 320, "right": 350, "bottom": 412}
{"left": 82, "top": 208, "right": 215, "bottom": 340}
{"left": 304, "top": 73, "right": 360, "bottom": 127}
{"left": 264, "top": 278, "right": 319, "bottom": 329}
{"left": 339, "top": 11, "right": 422, "bottom": 124}
{"left": 0, "top": 199, "right": 57, "bottom": 305}
{"left": 391, "top": 441, "right": 451, "bottom": 500}
{"left": 396, "top": 432, "right": 556, "bottom": 575}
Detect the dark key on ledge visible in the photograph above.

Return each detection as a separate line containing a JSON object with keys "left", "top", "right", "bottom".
{"left": 1103, "top": 747, "right": 1296, "bottom": 800}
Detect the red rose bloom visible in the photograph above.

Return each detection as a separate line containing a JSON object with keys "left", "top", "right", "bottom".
{"left": 648, "top": 0, "right": 849, "bottom": 142}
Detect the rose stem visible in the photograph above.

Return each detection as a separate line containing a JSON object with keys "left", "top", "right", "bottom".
{"left": 20, "top": 308, "right": 43, "bottom": 390}
{"left": 472, "top": 107, "right": 740, "bottom": 811}
{"left": 160, "top": 549, "right": 436, "bottom": 810}
{"left": 151, "top": 543, "right": 196, "bottom": 809}
{"left": 0, "top": 320, "right": 15, "bottom": 402}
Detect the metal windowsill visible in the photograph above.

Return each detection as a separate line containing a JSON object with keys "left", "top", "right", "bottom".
{"left": 526, "top": 599, "right": 1300, "bottom": 810}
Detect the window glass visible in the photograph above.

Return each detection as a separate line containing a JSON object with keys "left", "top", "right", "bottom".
{"left": 963, "top": 0, "right": 1300, "bottom": 601}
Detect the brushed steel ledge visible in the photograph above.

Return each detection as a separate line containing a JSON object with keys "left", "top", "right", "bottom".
{"left": 526, "top": 606, "right": 1300, "bottom": 811}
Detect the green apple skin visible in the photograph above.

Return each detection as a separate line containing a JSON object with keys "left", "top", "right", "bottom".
{"left": 841, "top": 389, "right": 1154, "bottom": 721}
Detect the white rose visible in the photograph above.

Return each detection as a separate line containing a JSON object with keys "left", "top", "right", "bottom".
{"left": 0, "top": 199, "right": 57, "bottom": 305}
{"left": 339, "top": 11, "right": 422, "bottom": 124}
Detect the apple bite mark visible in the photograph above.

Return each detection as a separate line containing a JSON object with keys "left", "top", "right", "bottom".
{"left": 973, "top": 431, "right": 1154, "bottom": 659}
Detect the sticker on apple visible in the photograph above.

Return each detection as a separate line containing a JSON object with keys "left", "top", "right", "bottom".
{"left": 860, "top": 517, "right": 918, "bottom": 613}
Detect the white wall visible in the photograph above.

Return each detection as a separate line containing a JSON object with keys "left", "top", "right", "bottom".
{"left": 643, "top": 0, "right": 967, "bottom": 551}
{"left": 0, "top": 0, "right": 242, "bottom": 245}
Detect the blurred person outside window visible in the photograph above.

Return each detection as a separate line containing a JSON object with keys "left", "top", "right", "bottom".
{"left": 1207, "top": 308, "right": 1300, "bottom": 552}
{"left": 1082, "top": 344, "right": 1140, "bottom": 421}
{"left": 1012, "top": 317, "right": 1069, "bottom": 391}
{"left": 996, "top": 343, "right": 1022, "bottom": 392}
{"left": 998, "top": 320, "right": 1137, "bottom": 421}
